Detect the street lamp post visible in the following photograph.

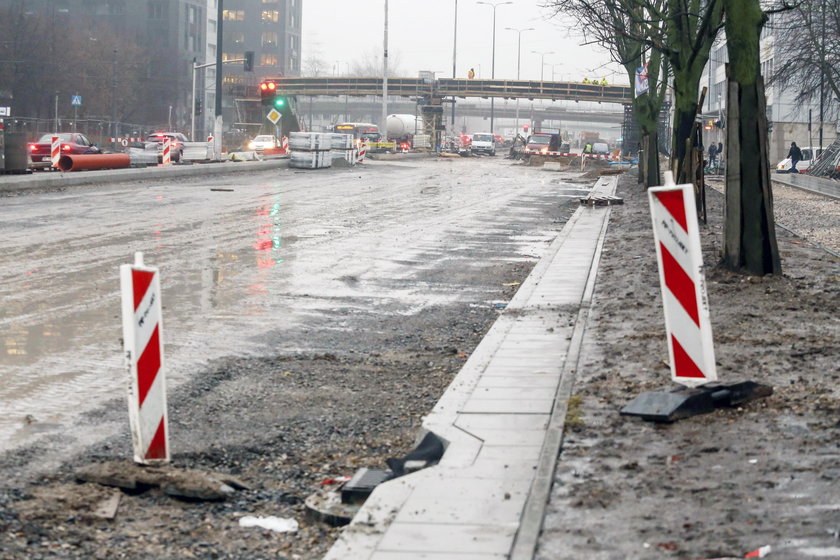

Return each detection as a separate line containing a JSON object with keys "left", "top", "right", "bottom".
{"left": 382, "top": 0, "right": 389, "bottom": 134}
{"left": 478, "top": 0, "right": 512, "bottom": 134}
{"left": 550, "top": 63, "right": 563, "bottom": 81}
{"left": 532, "top": 50, "right": 555, "bottom": 82}
{"left": 451, "top": 0, "right": 458, "bottom": 126}
{"left": 506, "top": 26, "right": 533, "bottom": 133}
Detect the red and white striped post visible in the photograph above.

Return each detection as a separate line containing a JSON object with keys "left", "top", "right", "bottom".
{"left": 648, "top": 171, "right": 717, "bottom": 386}
{"left": 280, "top": 136, "right": 289, "bottom": 154}
{"left": 161, "top": 137, "right": 172, "bottom": 166}
{"left": 120, "top": 252, "right": 170, "bottom": 464}
{"left": 356, "top": 140, "right": 367, "bottom": 164}
{"left": 51, "top": 136, "right": 60, "bottom": 169}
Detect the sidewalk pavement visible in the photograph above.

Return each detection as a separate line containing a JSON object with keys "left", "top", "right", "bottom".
{"left": 323, "top": 175, "right": 620, "bottom": 560}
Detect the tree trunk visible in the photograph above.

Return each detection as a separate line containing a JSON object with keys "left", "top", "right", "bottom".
{"left": 721, "top": 0, "right": 782, "bottom": 275}
{"left": 633, "top": 96, "right": 661, "bottom": 187}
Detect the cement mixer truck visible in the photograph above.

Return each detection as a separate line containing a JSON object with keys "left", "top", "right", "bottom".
{"left": 386, "top": 114, "right": 423, "bottom": 150}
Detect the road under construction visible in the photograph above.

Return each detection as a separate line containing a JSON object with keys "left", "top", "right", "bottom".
{"left": 241, "top": 76, "right": 633, "bottom": 141}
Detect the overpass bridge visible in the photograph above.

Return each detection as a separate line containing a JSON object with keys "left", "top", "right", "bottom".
{"left": 263, "top": 76, "right": 632, "bottom": 104}
{"left": 237, "top": 76, "right": 633, "bottom": 140}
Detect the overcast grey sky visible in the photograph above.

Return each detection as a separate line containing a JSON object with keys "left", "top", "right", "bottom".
{"left": 302, "top": 0, "right": 622, "bottom": 84}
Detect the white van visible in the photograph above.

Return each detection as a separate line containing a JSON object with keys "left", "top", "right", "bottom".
{"left": 776, "top": 146, "right": 823, "bottom": 173}
{"left": 471, "top": 133, "right": 496, "bottom": 156}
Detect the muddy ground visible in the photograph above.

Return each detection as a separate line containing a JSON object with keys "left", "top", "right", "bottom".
{"left": 0, "top": 158, "right": 577, "bottom": 559}
{"left": 537, "top": 174, "right": 840, "bottom": 559}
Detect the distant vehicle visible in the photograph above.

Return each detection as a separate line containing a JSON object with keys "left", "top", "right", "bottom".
{"left": 525, "top": 133, "right": 556, "bottom": 153}
{"left": 776, "top": 146, "right": 823, "bottom": 173}
{"left": 334, "top": 122, "right": 380, "bottom": 140}
{"left": 248, "top": 135, "right": 281, "bottom": 152}
{"left": 28, "top": 132, "right": 101, "bottom": 169}
{"left": 145, "top": 132, "right": 189, "bottom": 163}
{"left": 471, "top": 132, "right": 496, "bottom": 156}
{"left": 386, "top": 114, "right": 422, "bottom": 148}
{"left": 592, "top": 142, "right": 610, "bottom": 155}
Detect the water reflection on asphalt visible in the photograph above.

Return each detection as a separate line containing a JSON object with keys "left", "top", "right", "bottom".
{"left": 0, "top": 159, "right": 585, "bottom": 453}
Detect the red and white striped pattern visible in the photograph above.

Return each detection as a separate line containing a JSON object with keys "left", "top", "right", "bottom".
{"left": 120, "top": 252, "right": 170, "bottom": 464}
{"left": 648, "top": 174, "right": 717, "bottom": 387}
{"left": 525, "top": 149, "right": 619, "bottom": 160}
{"left": 356, "top": 140, "right": 368, "bottom": 163}
{"left": 161, "top": 137, "right": 171, "bottom": 165}
{"left": 280, "top": 136, "right": 289, "bottom": 153}
{"left": 51, "top": 136, "right": 60, "bottom": 168}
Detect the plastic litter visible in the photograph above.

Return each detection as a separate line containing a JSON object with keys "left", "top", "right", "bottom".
{"left": 238, "top": 515, "right": 299, "bottom": 533}
{"left": 745, "top": 545, "right": 771, "bottom": 558}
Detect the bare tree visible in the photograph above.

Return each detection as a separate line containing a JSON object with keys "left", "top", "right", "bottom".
{"left": 770, "top": 1, "right": 840, "bottom": 136}
{"left": 546, "top": 1, "right": 670, "bottom": 186}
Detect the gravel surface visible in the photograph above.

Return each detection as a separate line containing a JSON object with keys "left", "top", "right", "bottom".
{"left": 537, "top": 173, "right": 840, "bottom": 560}
{"left": 0, "top": 157, "right": 578, "bottom": 559}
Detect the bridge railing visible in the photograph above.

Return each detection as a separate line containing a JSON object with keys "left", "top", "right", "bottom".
{"left": 267, "top": 76, "right": 632, "bottom": 104}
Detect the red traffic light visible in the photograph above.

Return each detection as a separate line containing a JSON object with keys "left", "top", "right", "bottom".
{"left": 260, "top": 81, "right": 277, "bottom": 92}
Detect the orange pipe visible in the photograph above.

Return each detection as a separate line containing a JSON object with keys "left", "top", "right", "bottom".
{"left": 58, "top": 153, "right": 131, "bottom": 172}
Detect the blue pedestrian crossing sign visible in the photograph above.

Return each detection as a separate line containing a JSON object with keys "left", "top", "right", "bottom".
{"left": 71, "top": 95, "right": 82, "bottom": 106}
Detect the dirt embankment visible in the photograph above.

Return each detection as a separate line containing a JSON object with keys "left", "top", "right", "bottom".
{"left": 537, "top": 174, "right": 840, "bottom": 560}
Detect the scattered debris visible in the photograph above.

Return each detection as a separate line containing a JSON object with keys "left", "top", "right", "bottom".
{"left": 580, "top": 195, "right": 625, "bottom": 206}
{"left": 75, "top": 461, "right": 244, "bottom": 501}
{"left": 238, "top": 515, "right": 299, "bottom": 533}
{"left": 91, "top": 491, "right": 121, "bottom": 520}
{"left": 340, "top": 468, "right": 393, "bottom": 505}
{"left": 493, "top": 302, "right": 508, "bottom": 309}
{"left": 745, "top": 545, "right": 772, "bottom": 558}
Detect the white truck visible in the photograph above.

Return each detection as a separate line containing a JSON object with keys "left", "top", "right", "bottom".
{"left": 386, "top": 114, "right": 423, "bottom": 150}
{"left": 470, "top": 132, "right": 496, "bottom": 156}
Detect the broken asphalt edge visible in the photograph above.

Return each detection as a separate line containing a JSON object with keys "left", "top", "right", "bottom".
{"left": 322, "top": 175, "right": 618, "bottom": 559}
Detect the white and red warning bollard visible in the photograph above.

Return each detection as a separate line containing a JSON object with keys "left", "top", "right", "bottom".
{"left": 280, "top": 136, "right": 289, "bottom": 154}
{"left": 647, "top": 171, "right": 717, "bottom": 386}
{"left": 356, "top": 140, "right": 368, "bottom": 164}
{"left": 161, "top": 137, "right": 171, "bottom": 166}
{"left": 51, "top": 135, "right": 60, "bottom": 169}
{"left": 120, "top": 252, "right": 170, "bottom": 464}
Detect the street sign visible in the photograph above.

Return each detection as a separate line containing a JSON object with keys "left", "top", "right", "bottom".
{"left": 0, "top": 107, "right": 10, "bottom": 116}
{"left": 71, "top": 95, "right": 82, "bottom": 106}
{"left": 266, "top": 108, "right": 281, "bottom": 124}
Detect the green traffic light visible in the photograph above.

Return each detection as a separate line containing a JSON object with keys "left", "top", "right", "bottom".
{"left": 275, "top": 98, "right": 285, "bottom": 108}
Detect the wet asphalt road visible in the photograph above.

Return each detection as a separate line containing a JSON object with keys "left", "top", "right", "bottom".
{"left": 0, "top": 157, "right": 582, "bottom": 457}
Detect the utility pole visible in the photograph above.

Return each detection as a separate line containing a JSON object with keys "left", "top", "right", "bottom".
{"left": 506, "top": 26, "right": 533, "bottom": 134}
{"left": 214, "top": 0, "right": 224, "bottom": 159}
{"left": 451, "top": 0, "right": 458, "bottom": 126}
{"left": 111, "top": 49, "right": 117, "bottom": 149}
{"left": 819, "top": 0, "right": 826, "bottom": 155}
{"left": 382, "top": 0, "right": 389, "bottom": 134}
{"left": 477, "top": 1, "right": 511, "bottom": 134}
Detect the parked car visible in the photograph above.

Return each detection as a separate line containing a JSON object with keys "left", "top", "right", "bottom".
{"left": 471, "top": 132, "right": 496, "bottom": 156}
{"left": 247, "top": 135, "right": 281, "bottom": 152}
{"left": 145, "top": 132, "right": 189, "bottom": 163}
{"left": 776, "top": 146, "right": 823, "bottom": 173}
{"left": 27, "top": 132, "right": 101, "bottom": 169}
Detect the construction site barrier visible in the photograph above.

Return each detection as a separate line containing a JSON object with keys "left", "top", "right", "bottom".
{"left": 57, "top": 153, "right": 131, "bottom": 172}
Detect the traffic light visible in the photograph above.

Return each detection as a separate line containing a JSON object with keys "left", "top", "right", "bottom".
{"left": 244, "top": 51, "right": 254, "bottom": 72}
{"left": 274, "top": 97, "right": 286, "bottom": 109}
{"left": 259, "top": 80, "right": 277, "bottom": 105}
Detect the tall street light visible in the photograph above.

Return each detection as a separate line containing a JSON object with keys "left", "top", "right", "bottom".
{"left": 478, "top": 0, "right": 512, "bottom": 134}
{"left": 506, "top": 26, "right": 533, "bottom": 133}
{"left": 532, "top": 50, "right": 555, "bottom": 82}
{"left": 452, "top": 0, "right": 458, "bottom": 126}
{"left": 382, "top": 0, "right": 389, "bottom": 135}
